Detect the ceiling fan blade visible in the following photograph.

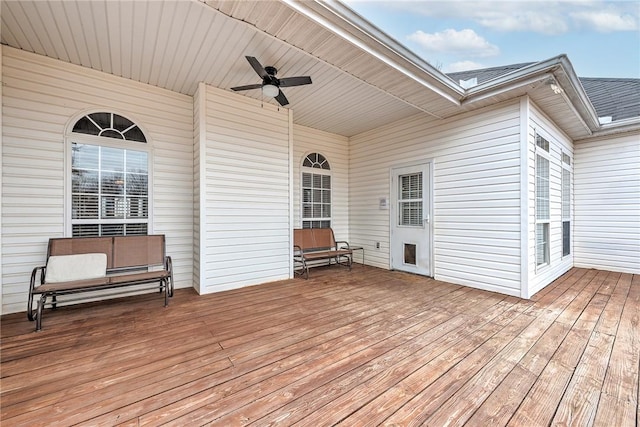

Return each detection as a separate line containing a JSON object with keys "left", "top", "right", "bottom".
{"left": 275, "top": 90, "right": 289, "bottom": 106}
{"left": 279, "top": 76, "right": 312, "bottom": 87}
{"left": 230, "top": 83, "right": 263, "bottom": 91}
{"left": 246, "top": 56, "right": 268, "bottom": 79}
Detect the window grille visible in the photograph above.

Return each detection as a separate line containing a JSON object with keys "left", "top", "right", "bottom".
{"left": 562, "top": 152, "right": 572, "bottom": 257}
{"left": 535, "top": 134, "right": 550, "bottom": 267}
{"left": 302, "top": 153, "right": 331, "bottom": 229}
{"left": 70, "top": 113, "right": 149, "bottom": 237}
{"left": 398, "top": 173, "right": 423, "bottom": 226}
{"left": 73, "top": 112, "right": 146, "bottom": 143}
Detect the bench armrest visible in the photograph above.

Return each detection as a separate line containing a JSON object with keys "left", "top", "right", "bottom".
{"left": 164, "top": 256, "right": 174, "bottom": 296}
{"left": 28, "top": 266, "right": 46, "bottom": 321}
{"left": 293, "top": 245, "right": 303, "bottom": 256}
{"left": 335, "top": 241, "right": 350, "bottom": 250}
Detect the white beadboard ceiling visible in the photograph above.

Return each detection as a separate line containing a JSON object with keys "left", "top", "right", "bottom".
{"left": 1, "top": 0, "right": 611, "bottom": 139}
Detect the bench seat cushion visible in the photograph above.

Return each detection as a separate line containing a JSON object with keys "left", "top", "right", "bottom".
{"left": 45, "top": 253, "right": 107, "bottom": 283}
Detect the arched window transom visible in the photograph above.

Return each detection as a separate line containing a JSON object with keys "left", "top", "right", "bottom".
{"left": 73, "top": 112, "right": 147, "bottom": 143}
{"left": 302, "top": 153, "right": 330, "bottom": 170}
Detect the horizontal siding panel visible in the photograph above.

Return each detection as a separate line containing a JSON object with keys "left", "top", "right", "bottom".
{"left": 350, "top": 100, "right": 522, "bottom": 293}
{"left": 436, "top": 268, "right": 521, "bottom": 296}
{"left": 1, "top": 48, "right": 194, "bottom": 315}
{"left": 573, "top": 133, "right": 640, "bottom": 274}
{"left": 201, "top": 85, "right": 290, "bottom": 293}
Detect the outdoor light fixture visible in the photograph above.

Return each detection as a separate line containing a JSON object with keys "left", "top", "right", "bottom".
{"left": 545, "top": 77, "right": 564, "bottom": 95}
{"left": 262, "top": 84, "right": 279, "bottom": 98}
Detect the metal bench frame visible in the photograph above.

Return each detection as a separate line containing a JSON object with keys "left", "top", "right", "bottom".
{"left": 293, "top": 228, "right": 352, "bottom": 279}
{"left": 27, "top": 235, "right": 173, "bottom": 331}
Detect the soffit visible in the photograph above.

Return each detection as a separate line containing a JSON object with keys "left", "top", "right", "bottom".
{"left": 1, "top": 0, "right": 622, "bottom": 141}
{"left": 0, "top": 0, "right": 437, "bottom": 137}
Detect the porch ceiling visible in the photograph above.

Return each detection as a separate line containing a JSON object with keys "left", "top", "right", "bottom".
{"left": 2, "top": 0, "right": 625, "bottom": 140}
{"left": 1, "top": 0, "right": 451, "bottom": 137}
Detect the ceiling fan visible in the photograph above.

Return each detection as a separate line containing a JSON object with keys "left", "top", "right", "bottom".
{"left": 231, "top": 56, "right": 312, "bottom": 106}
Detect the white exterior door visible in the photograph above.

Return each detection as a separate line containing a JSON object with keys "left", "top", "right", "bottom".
{"left": 390, "top": 163, "right": 432, "bottom": 276}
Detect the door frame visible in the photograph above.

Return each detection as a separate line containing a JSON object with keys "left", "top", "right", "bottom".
{"left": 389, "top": 160, "right": 434, "bottom": 276}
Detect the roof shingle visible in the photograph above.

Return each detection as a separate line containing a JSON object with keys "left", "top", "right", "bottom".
{"left": 447, "top": 64, "right": 640, "bottom": 121}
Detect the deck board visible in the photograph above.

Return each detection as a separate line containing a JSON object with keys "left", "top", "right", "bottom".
{"left": 1, "top": 266, "right": 638, "bottom": 426}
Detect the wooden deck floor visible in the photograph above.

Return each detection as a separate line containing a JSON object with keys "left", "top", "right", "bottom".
{"left": 1, "top": 266, "right": 638, "bottom": 426}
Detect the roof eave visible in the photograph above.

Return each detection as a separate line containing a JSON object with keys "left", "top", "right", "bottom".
{"left": 575, "top": 117, "right": 640, "bottom": 141}
{"left": 460, "top": 55, "right": 605, "bottom": 137}
{"left": 281, "top": 0, "right": 464, "bottom": 105}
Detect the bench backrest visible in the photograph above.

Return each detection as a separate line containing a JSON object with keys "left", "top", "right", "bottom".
{"left": 294, "top": 228, "right": 337, "bottom": 251}
{"left": 47, "top": 235, "right": 166, "bottom": 271}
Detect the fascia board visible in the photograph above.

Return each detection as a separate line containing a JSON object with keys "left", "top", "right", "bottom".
{"left": 461, "top": 55, "right": 605, "bottom": 134}
{"left": 576, "top": 118, "right": 640, "bottom": 141}
{"left": 282, "top": 0, "right": 464, "bottom": 105}
{"left": 461, "top": 56, "right": 566, "bottom": 100}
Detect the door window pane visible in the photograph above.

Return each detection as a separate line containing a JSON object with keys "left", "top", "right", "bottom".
{"left": 400, "top": 201, "right": 422, "bottom": 226}
{"left": 398, "top": 172, "right": 423, "bottom": 226}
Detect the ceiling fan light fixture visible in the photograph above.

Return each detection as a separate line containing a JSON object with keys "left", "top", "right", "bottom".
{"left": 262, "top": 84, "right": 279, "bottom": 98}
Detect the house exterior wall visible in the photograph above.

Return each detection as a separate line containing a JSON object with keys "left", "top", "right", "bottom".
{"left": 1, "top": 48, "right": 194, "bottom": 315}
{"left": 349, "top": 100, "right": 523, "bottom": 296}
{"left": 573, "top": 132, "right": 640, "bottom": 273}
{"left": 0, "top": 44, "right": 3, "bottom": 312}
{"left": 525, "top": 101, "right": 574, "bottom": 297}
{"left": 198, "top": 85, "right": 291, "bottom": 293}
{"left": 292, "top": 124, "right": 350, "bottom": 240}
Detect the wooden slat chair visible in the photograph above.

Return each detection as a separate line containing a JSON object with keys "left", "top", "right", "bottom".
{"left": 293, "top": 228, "right": 352, "bottom": 279}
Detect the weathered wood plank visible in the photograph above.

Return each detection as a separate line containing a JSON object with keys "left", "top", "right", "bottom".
{"left": 592, "top": 273, "right": 640, "bottom": 427}
{"left": 0, "top": 267, "right": 635, "bottom": 427}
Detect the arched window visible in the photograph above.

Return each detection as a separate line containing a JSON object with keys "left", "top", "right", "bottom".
{"left": 69, "top": 112, "right": 149, "bottom": 237}
{"left": 72, "top": 112, "right": 147, "bottom": 142}
{"left": 301, "top": 153, "right": 331, "bottom": 229}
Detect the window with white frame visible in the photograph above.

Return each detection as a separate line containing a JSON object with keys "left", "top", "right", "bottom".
{"left": 562, "top": 152, "right": 572, "bottom": 257}
{"left": 535, "top": 134, "right": 550, "bottom": 267}
{"left": 301, "top": 153, "right": 331, "bottom": 229}
{"left": 70, "top": 112, "right": 149, "bottom": 237}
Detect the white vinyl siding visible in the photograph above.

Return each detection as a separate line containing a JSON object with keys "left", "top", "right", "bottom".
{"left": 293, "top": 125, "right": 349, "bottom": 241}
{"left": 193, "top": 86, "right": 205, "bottom": 293}
{"left": 349, "top": 100, "right": 523, "bottom": 296}
{"left": 573, "top": 133, "right": 640, "bottom": 273}
{"left": 199, "top": 85, "right": 290, "bottom": 293}
{"left": 526, "top": 102, "right": 574, "bottom": 296}
{"left": 0, "top": 45, "right": 3, "bottom": 312}
{"left": 1, "top": 47, "right": 194, "bottom": 314}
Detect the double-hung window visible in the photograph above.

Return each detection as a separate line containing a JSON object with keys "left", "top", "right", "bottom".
{"left": 561, "top": 152, "right": 572, "bottom": 257}
{"left": 69, "top": 112, "right": 150, "bottom": 237}
{"left": 301, "top": 153, "right": 331, "bottom": 229}
{"left": 535, "top": 134, "right": 550, "bottom": 267}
